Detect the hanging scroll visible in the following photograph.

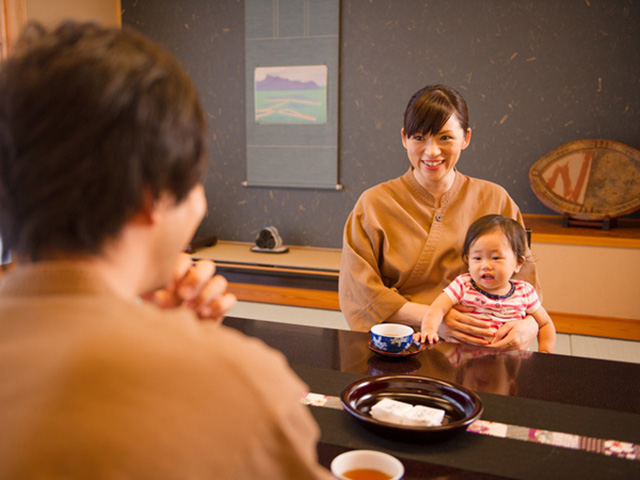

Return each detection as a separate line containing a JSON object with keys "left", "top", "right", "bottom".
{"left": 244, "top": 0, "right": 340, "bottom": 189}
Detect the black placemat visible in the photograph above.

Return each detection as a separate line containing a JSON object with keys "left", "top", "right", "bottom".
{"left": 292, "top": 364, "right": 640, "bottom": 480}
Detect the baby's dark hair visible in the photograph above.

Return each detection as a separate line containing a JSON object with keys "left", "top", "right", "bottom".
{"left": 462, "top": 215, "right": 527, "bottom": 263}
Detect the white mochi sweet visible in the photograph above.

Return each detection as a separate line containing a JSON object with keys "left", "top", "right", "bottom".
{"left": 370, "top": 398, "right": 445, "bottom": 427}
{"left": 401, "top": 405, "right": 445, "bottom": 427}
{"left": 369, "top": 398, "right": 413, "bottom": 424}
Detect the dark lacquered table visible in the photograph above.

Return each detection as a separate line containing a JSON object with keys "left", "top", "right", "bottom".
{"left": 224, "top": 316, "right": 640, "bottom": 479}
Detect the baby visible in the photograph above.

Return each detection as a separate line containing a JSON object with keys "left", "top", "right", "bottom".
{"left": 420, "top": 215, "right": 556, "bottom": 353}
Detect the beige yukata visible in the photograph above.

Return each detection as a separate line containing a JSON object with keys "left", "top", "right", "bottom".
{"left": 0, "top": 262, "right": 334, "bottom": 480}
{"left": 339, "top": 168, "right": 541, "bottom": 332}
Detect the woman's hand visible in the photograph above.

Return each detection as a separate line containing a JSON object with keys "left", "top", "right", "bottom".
{"left": 490, "top": 316, "right": 538, "bottom": 351}
{"left": 440, "top": 307, "right": 538, "bottom": 350}
{"left": 143, "top": 253, "right": 237, "bottom": 323}
{"left": 438, "top": 305, "right": 492, "bottom": 345}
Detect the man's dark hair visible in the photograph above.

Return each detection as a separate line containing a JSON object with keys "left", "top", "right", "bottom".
{"left": 0, "top": 21, "right": 208, "bottom": 260}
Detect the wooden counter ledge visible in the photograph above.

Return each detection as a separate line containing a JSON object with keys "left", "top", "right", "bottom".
{"left": 524, "top": 214, "right": 640, "bottom": 248}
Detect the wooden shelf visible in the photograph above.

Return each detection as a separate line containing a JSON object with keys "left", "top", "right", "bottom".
{"left": 191, "top": 234, "right": 640, "bottom": 341}
{"left": 227, "top": 283, "right": 340, "bottom": 311}
{"left": 551, "top": 312, "right": 640, "bottom": 342}
{"left": 192, "top": 241, "right": 341, "bottom": 272}
{"left": 224, "top": 283, "right": 640, "bottom": 341}
{"left": 524, "top": 214, "right": 640, "bottom": 248}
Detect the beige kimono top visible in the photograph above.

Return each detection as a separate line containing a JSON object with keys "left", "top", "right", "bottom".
{"left": 0, "top": 262, "right": 334, "bottom": 480}
{"left": 339, "top": 168, "right": 541, "bottom": 331}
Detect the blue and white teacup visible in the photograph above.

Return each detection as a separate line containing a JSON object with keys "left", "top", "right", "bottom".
{"left": 370, "top": 323, "right": 414, "bottom": 353}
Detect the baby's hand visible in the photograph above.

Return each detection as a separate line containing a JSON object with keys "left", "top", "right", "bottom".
{"left": 420, "top": 330, "right": 439, "bottom": 345}
{"left": 419, "top": 312, "right": 441, "bottom": 344}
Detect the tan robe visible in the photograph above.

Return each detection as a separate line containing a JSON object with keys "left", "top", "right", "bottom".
{"left": 0, "top": 262, "right": 333, "bottom": 480}
{"left": 339, "top": 168, "right": 541, "bottom": 331}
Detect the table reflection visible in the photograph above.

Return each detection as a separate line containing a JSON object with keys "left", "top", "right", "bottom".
{"left": 337, "top": 331, "right": 528, "bottom": 396}
{"left": 226, "top": 317, "right": 640, "bottom": 414}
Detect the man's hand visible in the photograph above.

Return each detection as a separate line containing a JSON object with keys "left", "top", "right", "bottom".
{"left": 144, "top": 253, "right": 237, "bottom": 323}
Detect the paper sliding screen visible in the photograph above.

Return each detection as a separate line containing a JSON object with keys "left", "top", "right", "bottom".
{"left": 244, "top": 0, "right": 340, "bottom": 189}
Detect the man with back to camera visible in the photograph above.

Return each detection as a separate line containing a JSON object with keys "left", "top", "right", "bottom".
{"left": 0, "top": 21, "right": 333, "bottom": 479}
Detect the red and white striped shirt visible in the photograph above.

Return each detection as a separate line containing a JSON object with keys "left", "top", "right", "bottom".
{"left": 443, "top": 273, "right": 541, "bottom": 337}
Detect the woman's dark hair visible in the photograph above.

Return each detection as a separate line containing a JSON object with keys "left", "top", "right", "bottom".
{"left": 462, "top": 215, "right": 527, "bottom": 263}
{"left": 403, "top": 84, "right": 469, "bottom": 138}
{"left": 0, "top": 21, "right": 208, "bottom": 260}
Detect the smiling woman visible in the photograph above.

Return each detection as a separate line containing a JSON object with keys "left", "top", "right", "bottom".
{"left": 400, "top": 86, "right": 471, "bottom": 201}
{"left": 401, "top": 115, "right": 471, "bottom": 200}
{"left": 339, "top": 84, "right": 544, "bottom": 352}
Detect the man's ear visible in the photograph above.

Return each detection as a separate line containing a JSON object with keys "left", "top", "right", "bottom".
{"left": 132, "top": 189, "right": 160, "bottom": 225}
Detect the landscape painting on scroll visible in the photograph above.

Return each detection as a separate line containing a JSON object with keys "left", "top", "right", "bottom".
{"left": 529, "top": 139, "right": 640, "bottom": 221}
{"left": 254, "top": 65, "right": 327, "bottom": 125}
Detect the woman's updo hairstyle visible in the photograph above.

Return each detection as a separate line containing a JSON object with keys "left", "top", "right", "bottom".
{"left": 403, "top": 84, "right": 469, "bottom": 138}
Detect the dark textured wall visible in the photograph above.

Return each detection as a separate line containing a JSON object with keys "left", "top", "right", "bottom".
{"left": 122, "top": 0, "right": 640, "bottom": 248}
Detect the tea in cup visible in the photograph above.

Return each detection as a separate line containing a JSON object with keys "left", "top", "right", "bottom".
{"left": 330, "top": 449, "right": 404, "bottom": 480}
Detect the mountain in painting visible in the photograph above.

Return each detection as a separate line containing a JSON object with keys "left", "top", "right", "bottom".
{"left": 256, "top": 74, "right": 322, "bottom": 91}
